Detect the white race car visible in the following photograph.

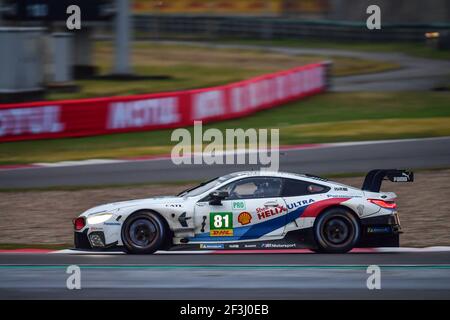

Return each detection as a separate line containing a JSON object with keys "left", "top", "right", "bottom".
{"left": 73, "top": 169, "right": 413, "bottom": 254}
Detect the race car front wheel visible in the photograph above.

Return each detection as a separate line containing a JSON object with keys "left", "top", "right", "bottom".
{"left": 313, "top": 207, "right": 360, "bottom": 253}
{"left": 122, "top": 211, "right": 168, "bottom": 254}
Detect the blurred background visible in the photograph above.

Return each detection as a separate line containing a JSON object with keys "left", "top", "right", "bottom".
{"left": 0, "top": 0, "right": 449, "bottom": 102}
{"left": 0, "top": 0, "right": 449, "bottom": 162}
{"left": 0, "top": 1, "right": 449, "bottom": 249}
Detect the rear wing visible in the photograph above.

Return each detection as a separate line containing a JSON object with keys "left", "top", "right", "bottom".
{"left": 362, "top": 169, "right": 414, "bottom": 192}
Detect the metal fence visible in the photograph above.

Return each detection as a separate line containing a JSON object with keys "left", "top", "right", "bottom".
{"left": 133, "top": 14, "right": 450, "bottom": 42}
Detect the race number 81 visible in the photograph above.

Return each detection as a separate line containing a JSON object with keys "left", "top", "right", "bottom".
{"left": 210, "top": 212, "right": 233, "bottom": 236}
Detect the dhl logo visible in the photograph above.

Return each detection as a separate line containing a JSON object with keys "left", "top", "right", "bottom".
{"left": 210, "top": 229, "right": 233, "bottom": 236}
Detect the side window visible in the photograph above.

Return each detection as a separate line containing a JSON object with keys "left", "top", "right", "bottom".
{"left": 281, "top": 178, "right": 330, "bottom": 197}
{"left": 219, "top": 177, "right": 282, "bottom": 200}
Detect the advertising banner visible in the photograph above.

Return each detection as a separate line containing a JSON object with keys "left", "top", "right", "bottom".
{"left": 0, "top": 62, "right": 327, "bottom": 142}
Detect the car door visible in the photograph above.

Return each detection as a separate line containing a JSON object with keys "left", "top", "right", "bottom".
{"left": 280, "top": 178, "right": 331, "bottom": 228}
{"left": 193, "top": 176, "right": 287, "bottom": 241}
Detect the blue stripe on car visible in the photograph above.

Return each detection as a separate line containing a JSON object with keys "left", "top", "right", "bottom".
{"left": 189, "top": 203, "right": 309, "bottom": 242}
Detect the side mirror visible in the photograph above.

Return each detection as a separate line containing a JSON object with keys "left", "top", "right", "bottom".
{"left": 208, "top": 191, "right": 229, "bottom": 206}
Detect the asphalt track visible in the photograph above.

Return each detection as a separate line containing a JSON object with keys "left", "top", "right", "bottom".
{"left": 1, "top": 252, "right": 450, "bottom": 299}
{"left": 1, "top": 137, "right": 449, "bottom": 188}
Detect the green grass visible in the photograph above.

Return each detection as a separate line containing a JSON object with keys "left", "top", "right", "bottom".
{"left": 0, "top": 243, "right": 70, "bottom": 250}
{"left": 1, "top": 91, "right": 449, "bottom": 165}
{"left": 46, "top": 42, "right": 398, "bottom": 100}
{"left": 218, "top": 38, "right": 450, "bottom": 61}
{"left": 48, "top": 64, "right": 262, "bottom": 100}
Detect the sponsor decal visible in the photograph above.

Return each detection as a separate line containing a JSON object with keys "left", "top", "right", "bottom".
{"left": 103, "top": 222, "right": 120, "bottom": 226}
{"left": 210, "top": 230, "right": 233, "bottom": 236}
{"left": 392, "top": 174, "right": 410, "bottom": 182}
{"left": 261, "top": 243, "right": 297, "bottom": 249}
{"left": 367, "top": 226, "right": 392, "bottom": 234}
{"left": 327, "top": 194, "right": 361, "bottom": 198}
{"left": 209, "top": 212, "right": 233, "bottom": 236}
{"left": 243, "top": 244, "right": 257, "bottom": 248}
{"left": 286, "top": 199, "right": 315, "bottom": 210}
{"left": 393, "top": 177, "right": 408, "bottom": 182}
{"left": 200, "top": 243, "right": 224, "bottom": 249}
{"left": 232, "top": 201, "right": 246, "bottom": 211}
{"left": 227, "top": 244, "right": 240, "bottom": 249}
{"left": 334, "top": 187, "right": 348, "bottom": 191}
{"left": 237, "top": 211, "right": 252, "bottom": 225}
{"left": 256, "top": 205, "right": 287, "bottom": 220}
{"left": 166, "top": 204, "right": 182, "bottom": 208}
{"left": 89, "top": 227, "right": 103, "bottom": 232}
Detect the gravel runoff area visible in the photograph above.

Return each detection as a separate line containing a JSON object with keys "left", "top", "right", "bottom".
{"left": 0, "top": 170, "right": 449, "bottom": 247}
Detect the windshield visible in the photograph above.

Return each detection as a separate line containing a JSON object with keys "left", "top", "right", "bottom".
{"left": 177, "top": 174, "right": 236, "bottom": 197}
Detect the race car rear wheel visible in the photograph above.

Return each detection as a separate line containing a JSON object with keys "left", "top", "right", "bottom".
{"left": 313, "top": 207, "right": 360, "bottom": 253}
{"left": 121, "top": 211, "right": 168, "bottom": 254}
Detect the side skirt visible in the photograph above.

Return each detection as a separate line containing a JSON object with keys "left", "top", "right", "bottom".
{"left": 167, "top": 228, "right": 317, "bottom": 251}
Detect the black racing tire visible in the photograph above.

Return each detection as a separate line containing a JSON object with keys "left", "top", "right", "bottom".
{"left": 313, "top": 207, "right": 360, "bottom": 253}
{"left": 121, "top": 211, "right": 168, "bottom": 254}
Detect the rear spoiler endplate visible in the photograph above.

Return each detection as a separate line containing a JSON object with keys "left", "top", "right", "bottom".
{"left": 362, "top": 169, "right": 414, "bottom": 192}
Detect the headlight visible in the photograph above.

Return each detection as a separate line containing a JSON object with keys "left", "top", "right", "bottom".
{"left": 87, "top": 213, "right": 113, "bottom": 225}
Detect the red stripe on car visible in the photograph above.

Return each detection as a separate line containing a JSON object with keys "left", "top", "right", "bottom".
{"left": 301, "top": 198, "right": 351, "bottom": 218}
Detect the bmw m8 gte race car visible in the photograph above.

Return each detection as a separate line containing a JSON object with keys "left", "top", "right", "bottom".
{"left": 73, "top": 169, "right": 413, "bottom": 254}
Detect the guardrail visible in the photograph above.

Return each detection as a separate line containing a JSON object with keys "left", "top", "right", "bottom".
{"left": 134, "top": 15, "right": 450, "bottom": 42}
{"left": 0, "top": 62, "right": 330, "bottom": 142}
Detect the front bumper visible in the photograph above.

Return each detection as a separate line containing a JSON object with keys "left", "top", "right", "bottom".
{"left": 74, "top": 229, "right": 91, "bottom": 250}
{"left": 74, "top": 229, "right": 118, "bottom": 250}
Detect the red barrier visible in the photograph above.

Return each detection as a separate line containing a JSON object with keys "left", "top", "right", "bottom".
{"left": 0, "top": 62, "right": 327, "bottom": 142}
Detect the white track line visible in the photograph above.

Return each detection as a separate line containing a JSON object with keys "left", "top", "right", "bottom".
{"left": 35, "top": 159, "right": 126, "bottom": 167}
